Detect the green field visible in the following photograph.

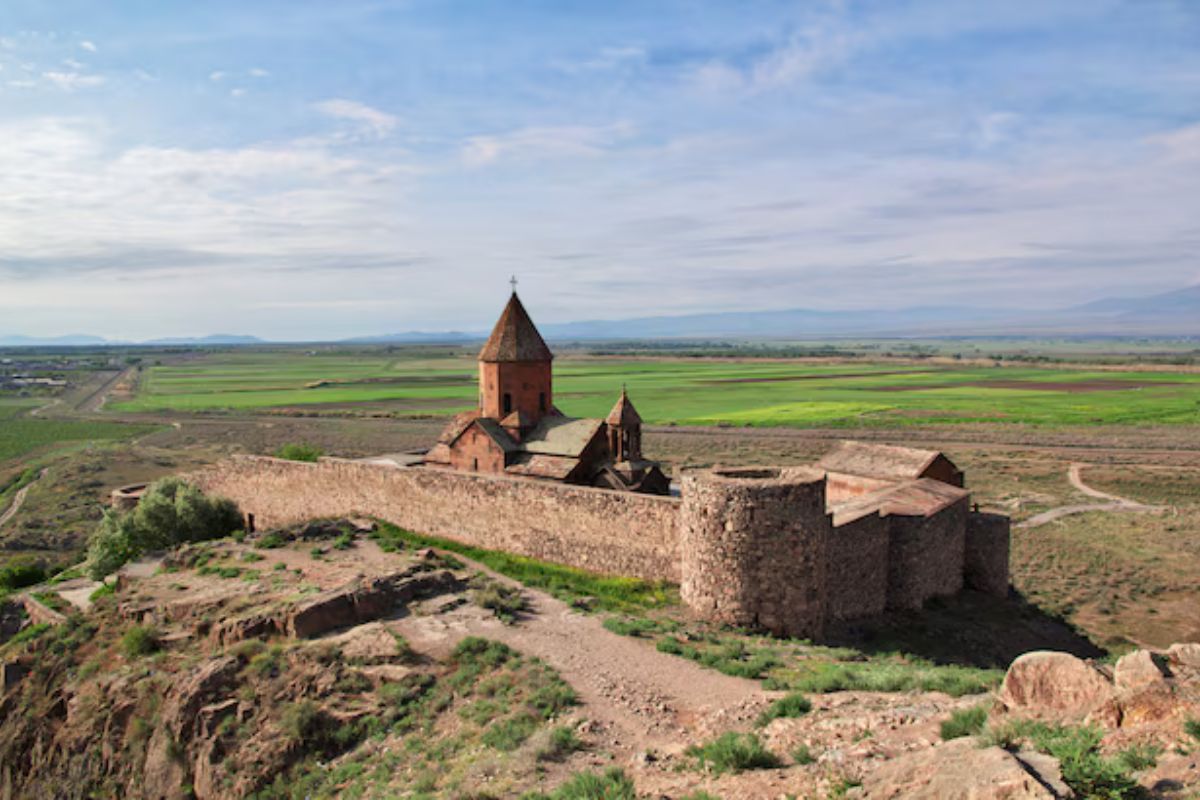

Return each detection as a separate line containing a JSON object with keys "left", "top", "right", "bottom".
{"left": 108, "top": 351, "right": 1200, "bottom": 427}
{"left": 0, "top": 401, "right": 158, "bottom": 464}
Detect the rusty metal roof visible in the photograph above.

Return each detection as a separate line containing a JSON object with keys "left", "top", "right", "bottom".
{"left": 478, "top": 293, "right": 553, "bottom": 363}
{"left": 817, "top": 440, "right": 949, "bottom": 482}
{"left": 605, "top": 388, "right": 642, "bottom": 427}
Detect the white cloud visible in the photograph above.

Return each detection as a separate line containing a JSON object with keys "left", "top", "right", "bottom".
{"left": 230, "top": 87, "right": 246, "bottom": 97}
{"left": 42, "top": 70, "right": 105, "bottom": 90}
{"left": 79, "top": 40, "right": 97, "bottom": 53}
{"left": 313, "top": 98, "right": 399, "bottom": 138}
{"left": 248, "top": 67, "right": 270, "bottom": 78}
{"left": 460, "top": 122, "right": 635, "bottom": 167}
{"left": 209, "top": 70, "right": 227, "bottom": 81}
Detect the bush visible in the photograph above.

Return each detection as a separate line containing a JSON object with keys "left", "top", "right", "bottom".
{"left": 121, "top": 625, "right": 161, "bottom": 658}
{"left": 537, "top": 725, "right": 582, "bottom": 762}
{"left": 983, "top": 720, "right": 1144, "bottom": 798}
{"left": 756, "top": 692, "right": 812, "bottom": 726}
{"left": 86, "top": 479, "right": 242, "bottom": 579}
{"left": 332, "top": 532, "right": 354, "bottom": 550}
{"left": 256, "top": 532, "right": 285, "bottom": 549}
{"left": 88, "top": 582, "right": 116, "bottom": 602}
{"left": 686, "top": 732, "right": 780, "bottom": 774}
{"left": 940, "top": 704, "right": 989, "bottom": 740}
{"left": 481, "top": 712, "right": 538, "bottom": 751}
{"left": 0, "top": 558, "right": 47, "bottom": 592}
{"left": 274, "top": 443, "right": 322, "bottom": 462}
{"left": 523, "top": 768, "right": 636, "bottom": 800}
{"left": 791, "top": 743, "right": 816, "bottom": 765}
{"left": 1185, "top": 717, "right": 1200, "bottom": 743}
{"left": 471, "top": 577, "right": 527, "bottom": 623}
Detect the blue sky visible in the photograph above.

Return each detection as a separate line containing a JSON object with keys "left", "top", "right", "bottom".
{"left": 1, "top": 0, "right": 1198, "bottom": 340}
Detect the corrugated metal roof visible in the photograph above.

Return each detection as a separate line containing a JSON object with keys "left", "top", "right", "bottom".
{"left": 478, "top": 293, "right": 553, "bottom": 363}
{"left": 817, "top": 440, "right": 947, "bottom": 482}
{"left": 519, "top": 416, "right": 603, "bottom": 457}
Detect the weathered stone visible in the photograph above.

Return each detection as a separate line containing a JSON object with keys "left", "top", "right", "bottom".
{"left": 286, "top": 569, "right": 461, "bottom": 638}
{"left": 1, "top": 661, "right": 28, "bottom": 694}
{"left": 1114, "top": 650, "right": 1169, "bottom": 692}
{"left": 851, "top": 738, "right": 1068, "bottom": 799}
{"left": 1166, "top": 643, "right": 1200, "bottom": 669}
{"left": 998, "top": 651, "right": 1114, "bottom": 720}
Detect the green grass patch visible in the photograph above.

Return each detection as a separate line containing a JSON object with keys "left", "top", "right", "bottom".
{"left": 686, "top": 732, "right": 780, "bottom": 774}
{"left": 523, "top": 767, "right": 636, "bottom": 800}
{"left": 756, "top": 692, "right": 812, "bottom": 726}
{"left": 121, "top": 625, "right": 161, "bottom": 658}
{"left": 773, "top": 657, "right": 1001, "bottom": 697}
{"left": 939, "top": 704, "right": 989, "bottom": 740}
{"left": 374, "top": 523, "right": 676, "bottom": 613}
{"left": 274, "top": 442, "right": 323, "bottom": 462}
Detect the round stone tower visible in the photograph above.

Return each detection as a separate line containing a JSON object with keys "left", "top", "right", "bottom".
{"left": 680, "top": 466, "right": 831, "bottom": 638}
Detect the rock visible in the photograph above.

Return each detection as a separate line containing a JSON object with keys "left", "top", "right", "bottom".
{"left": 1139, "top": 750, "right": 1200, "bottom": 797}
{"left": 1114, "top": 650, "right": 1169, "bottom": 692}
{"left": 851, "top": 738, "right": 1068, "bottom": 799}
{"left": 1166, "top": 643, "right": 1200, "bottom": 670}
{"left": 287, "top": 568, "right": 462, "bottom": 638}
{"left": 318, "top": 622, "right": 402, "bottom": 664}
{"left": 998, "top": 651, "right": 1114, "bottom": 721}
{"left": 1015, "top": 750, "right": 1073, "bottom": 798}
{"left": 1, "top": 661, "right": 27, "bottom": 694}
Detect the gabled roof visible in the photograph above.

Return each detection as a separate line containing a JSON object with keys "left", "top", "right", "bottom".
{"left": 817, "top": 441, "right": 951, "bottom": 482}
{"left": 519, "top": 416, "right": 604, "bottom": 458}
{"left": 437, "top": 410, "right": 481, "bottom": 444}
{"left": 478, "top": 293, "right": 553, "bottom": 363}
{"left": 474, "top": 418, "right": 519, "bottom": 453}
{"left": 505, "top": 454, "right": 581, "bottom": 480}
{"left": 500, "top": 409, "right": 537, "bottom": 430}
{"left": 605, "top": 388, "right": 642, "bottom": 426}
{"left": 830, "top": 478, "right": 968, "bottom": 525}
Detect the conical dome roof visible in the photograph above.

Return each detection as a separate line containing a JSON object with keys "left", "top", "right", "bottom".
{"left": 606, "top": 387, "right": 642, "bottom": 426}
{"left": 478, "top": 293, "right": 554, "bottom": 363}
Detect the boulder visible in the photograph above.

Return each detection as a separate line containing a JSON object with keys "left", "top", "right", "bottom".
{"left": 286, "top": 568, "right": 461, "bottom": 638}
{"left": 851, "top": 738, "right": 1070, "bottom": 799}
{"left": 1114, "top": 650, "right": 1169, "bottom": 692}
{"left": 1166, "top": 643, "right": 1200, "bottom": 670}
{"left": 998, "top": 651, "right": 1114, "bottom": 720}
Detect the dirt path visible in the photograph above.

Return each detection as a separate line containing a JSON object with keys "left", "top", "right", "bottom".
{"left": 390, "top": 554, "right": 771, "bottom": 755}
{"left": 1017, "top": 463, "right": 1164, "bottom": 529}
{"left": 0, "top": 468, "right": 48, "bottom": 529}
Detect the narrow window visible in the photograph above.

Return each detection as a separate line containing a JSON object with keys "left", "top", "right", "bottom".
{"left": 539, "top": 392, "right": 546, "bottom": 412}
{"left": 473, "top": 458, "right": 479, "bottom": 471}
{"left": 503, "top": 393, "right": 512, "bottom": 414}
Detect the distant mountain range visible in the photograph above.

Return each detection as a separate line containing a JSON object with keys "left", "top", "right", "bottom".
{"left": 3, "top": 285, "right": 1197, "bottom": 347}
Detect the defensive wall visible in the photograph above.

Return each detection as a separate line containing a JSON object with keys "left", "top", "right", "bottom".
{"left": 188, "top": 455, "right": 1010, "bottom": 639}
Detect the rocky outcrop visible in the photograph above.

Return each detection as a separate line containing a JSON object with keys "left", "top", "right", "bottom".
{"left": 851, "top": 738, "right": 1071, "bottom": 799}
{"left": 286, "top": 566, "right": 462, "bottom": 638}
{"left": 997, "top": 651, "right": 1114, "bottom": 721}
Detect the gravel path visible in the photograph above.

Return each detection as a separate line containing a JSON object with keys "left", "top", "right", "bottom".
{"left": 391, "top": 553, "right": 771, "bottom": 755}
{"left": 1017, "top": 462, "right": 1164, "bottom": 529}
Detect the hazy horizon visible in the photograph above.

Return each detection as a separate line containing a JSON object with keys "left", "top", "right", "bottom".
{"left": 2, "top": 1, "right": 1199, "bottom": 340}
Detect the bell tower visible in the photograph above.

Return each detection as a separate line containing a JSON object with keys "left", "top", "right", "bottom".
{"left": 478, "top": 290, "right": 553, "bottom": 430}
{"left": 606, "top": 387, "right": 643, "bottom": 462}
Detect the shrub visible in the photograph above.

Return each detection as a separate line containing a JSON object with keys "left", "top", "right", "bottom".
{"left": 940, "top": 704, "right": 989, "bottom": 740}
{"left": 1185, "top": 717, "right": 1200, "bottom": 743}
{"left": 686, "top": 732, "right": 780, "bottom": 774}
{"left": 274, "top": 443, "right": 322, "bottom": 462}
{"left": 983, "top": 720, "right": 1144, "bottom": 798}
{"left": 537, "top": 725, "right": 582, "bottom": 762}
{"left": 121, "top": 625, "right": 161, "bottom": 658}
{"left": 481, "top": 712, "right": 538, "bottom": 751}
{"left": 524, "top": 768, "right": 636, "bottom": 800}
{"left": 791, "top": 743, "right": 816, "bottom": 765}
{"left": 0, "top": 557, "right": 47, "bottom": 592}
{"left": 332, "top": 532, "right": 354, "bottom": 550}
{"left": 86, "top": 479, "right": 241, "bottom": 579}
{"left": 88, "top": 582, "right": 116, "bottom": 602}
{"left": 756, "top": 692, "right": 812, "bottom": 726}
{"left": 471, "top": 577, "right": 527, "bottom": 623}
{"left": 256, "top": 532, "right": 285, "bottom": 549}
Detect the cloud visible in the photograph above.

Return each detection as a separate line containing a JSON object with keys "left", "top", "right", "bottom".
{"left": 41, "top": 70, "right": 105, "bottom": 90}
{"left": 209, "top": 70, "right": 227, "bottom": 81}
{"left": 313, "top": 98, "right": 399, "bottom": 138}
{"left": 230, "top": 87, "right": 246, "bottom": 97}
{"left": 79, "top": 40, "right": 97, "bottom": 53}
{"left": 248, "top": 67, "right": 270, "bottom": 78}
{"left": 460, "top": 122, "right": 635, "bottom": 167}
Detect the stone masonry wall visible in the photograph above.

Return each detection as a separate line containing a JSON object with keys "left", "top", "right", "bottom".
{"left": 190, "top": 456, "right": 681, "bottom": 582}
{"left": 680, "top": 467, "right": 829, "bottom": 639}
{"left": 824, "top": 512, "right": 889, "bottom": 622}
{"left": 885, "top": 497, "right": 968, "bottom": 611}
{"left": 964, "top": 510, "right": 1011, "bottom": 597}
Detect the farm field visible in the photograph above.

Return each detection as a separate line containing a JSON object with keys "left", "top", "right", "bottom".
{"left": 109, "top": 349, "right": 1200, "bottom": 427}
{"left": 0, "top": 399, "right": 159, "bottom": 464}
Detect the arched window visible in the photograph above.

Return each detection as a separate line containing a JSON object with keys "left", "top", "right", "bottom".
{"left": 539, "top": 392, "right": 546, "bottom": 412}
{"left": 503, "top": 393, "right": 512, "bottom": 414}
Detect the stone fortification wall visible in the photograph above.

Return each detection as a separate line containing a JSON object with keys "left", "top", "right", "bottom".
{"left": 964, "top": 511, "right": 1011, "bottom": 597}
{"left": 680, "top": 467, "right": 829, "bottom": 639}
{"left": 885, "top": 497, "right": 968, "bottom": 611}
{"left": 824, "top": 512, "right": 889, "bottom": 622}
{"left": 190, "top": 456, "right": 681, "bottom": 582}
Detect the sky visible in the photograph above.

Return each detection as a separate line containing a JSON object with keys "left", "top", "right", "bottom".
{"left": 1, "top": 0, "right": 1198, "bottom": 341}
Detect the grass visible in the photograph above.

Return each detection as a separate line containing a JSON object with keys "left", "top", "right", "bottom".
{"left": 522, "top": 768, "right": 636, "bottom": 800}
{"left": 686, "top": 732, "right": 781, "bottom": 774}
{"left": 755, "top": 692, "right": 812, "bottom": 726}
{"left": 107, "top": 350, "right": 1200, "bottom": 427}
{"left": 983, "top": 719, "right": 1152, "bottom": 798}
{"left": 771, "top": 657, "right": 1002, "bottom": 697}
{"left": 274, "top": 442, "right": 323, "bottom": 462}
{"left": 120, "top": 625, "right": 161, "bottom": 658}
{"left": 654, "top": 633, "right": 780, "bottom": 678}
{"left": 939, "top": 704, "right": 989, "bottom": 740}
{"left": 1185, "top": 718, "right": 1200, "bottom": 743}
{"left": 0, "top": 401, "right": 158, "bottom": 462}
{"left": 372, "top": 523, "right": 676, "bottom": 613}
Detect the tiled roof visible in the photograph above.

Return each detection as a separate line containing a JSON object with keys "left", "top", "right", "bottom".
{"left": 830, "top": 478, "right": 968, "bottom": 525}
{"left": 437, "top": 410, "right": 481, "bottom": 445}
{"left": 519, "top": 416, "right": 603, "bottom": 458}
{"left": 478, "top": 293, "right": 553, "bottom": 363}
{"left": 505, "top": 454, "right": 580, "bottom": 480}
{"left": 817, "top": 441, "right": 948, "bottom": 482}
{"left": 605, "top": 388, "right": 642, "bottom": 426}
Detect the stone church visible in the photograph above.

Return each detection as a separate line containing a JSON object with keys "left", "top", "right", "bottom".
{"left": 423, "top": 292, "right": 671, "bottom": 494}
